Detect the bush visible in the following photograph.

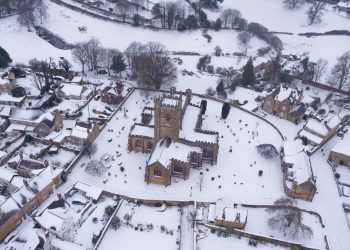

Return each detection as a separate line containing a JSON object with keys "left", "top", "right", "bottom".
{"left": 11, "top": 86, "right": 26, "bottom": 97}
{"left": 335, "top": 173, "right": 340, "bottom": 179}
{"left": 258, "top": 170, "right": 263, "bottom": 176}
{"left": 221, "top": 102, "right": 231, "bottom": 119}
{"left": 301, "top": 136, "right": 308, "bottom": 146}
{"left": 104, "top": 205, "right": 114, "bottom": 217}
{"left": 200, "top": 100, "right": 207, "bottom": 115}
{"left": 110, "top": 216, "right": 121, "bottom": 230}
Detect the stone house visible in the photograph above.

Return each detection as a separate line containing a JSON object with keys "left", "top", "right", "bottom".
{"left": 128, "top": 87, "right": 219, "bottom": 186}
{"left": 5, "top": 107, "right": 63, "bottom": 137}
{"left": 262, "top": 86, "right": 304, "bottom": 122}
{"left": 0, "top": 166, "right": 64, "bottom": 242}
{"left": 64, "top": 120, "right": 100, "bottom": 146}
{"left": 281, "top": 141, "right": 316, "bottom": 201}
{"left": 214, "top": 197, "right": 248, "bottom": 229}
{"left": 145, "top": 138, "right": 202, "bottom": 186}
{"left": 299, "top": 115, "right": 341, "bottom": 151}
{"left": 57, "top": 83, "right": 93, "bottom": 100}
{"left": 101, "top": 81, "right": 124, "bottom": 105}
{"left": 0, "top": 94, "right": 26, "bottom": 107}
{"left": 329, "top": 133, "right": 350, "bottom": 166}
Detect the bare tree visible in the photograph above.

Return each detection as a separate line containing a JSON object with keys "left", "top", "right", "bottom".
{"left": 85, "top": 160, "right": 107, "bottom": 177}
{"left": 329, "top": 51, "right": 350, "bottom": 90}
{"left": 72, "top": 42, "right": 89, "bottom": 74}
{"left": 16, "top": 0, "right": 48, "bottom": 31}
{"left": 100, "top": 48, "right": 118, "bottom": 76}
{"left": 86, "top": 38, "right": 102, "bottom": 71}
{"left": 59, "top": 58, "right": 72, "bottom": 78}
{"left": 238, "top": 31, "right": 251, "bottom": 56}
{"left": 256, "top": 144, "right": 278, "bottom": 159}
{"left": 267, "top": 197, "right": 313, "bottom": 240}
{"left": 115, "top": 0, "right": 131, "bottom": 22}
{"left": 312, "top": 58, "right": 328, "bottom": 82}
{"left": 17, "top": 0, "right": 35, "bottom": 31}
{"left": 283, "top": 0, "right": 304, "bottom": 9}
{"left": 128, "top": 42, "right": 177, "bottom": 89}
{"left": 124, "top": 42, "right": 143, "bottom": 68}
{"left": 31, "top": 73, "right": 45, "bottom": 94}
{"left": 307, "top": 1, "right": 326, "bottom": 25}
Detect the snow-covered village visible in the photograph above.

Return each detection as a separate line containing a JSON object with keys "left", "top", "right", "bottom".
{"left": 0, "top": 0, "right": 350, "bottom": 249}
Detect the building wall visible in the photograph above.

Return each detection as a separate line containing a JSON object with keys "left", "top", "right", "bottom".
{"left": 215, "top": 219, "right": 246, "bottom": 230}
{"left": 329, "top": 151, "right": 350, "bottom": 166}
{"left": 128, "top": 135, "right": 154, "bottom": 153}
{"left": 145, "top": 162, "right": 171, "bottom": 186}
{"left": 170, "top": 159, "right": 190, "bottom": 180}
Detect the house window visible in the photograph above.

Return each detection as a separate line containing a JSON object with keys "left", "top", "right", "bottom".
{"left": 203, "top": 149, "right": 213, "bottom": 159}
{"left": 173, "top": 165, "right": 183, "bottom": 173}
{"left": 135, "top": 140, "right": 142, "bottom": 149}
{"left": 154, "top": 169, "right": 161, "bottom": 177}
{"left": 190, "top": 155, "right": 197, "bottom": 163}
{"left": 147, "top": 142, "right": 153, "bottom": 150}
{"left": 165, "top": 112, "right": 171, "bottom": 122}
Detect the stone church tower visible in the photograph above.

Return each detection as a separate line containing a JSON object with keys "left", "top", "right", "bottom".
{"left": 154, "top": 87, "right": 183, "bottom": 141}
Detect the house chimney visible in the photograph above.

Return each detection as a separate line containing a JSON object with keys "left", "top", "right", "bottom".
{"left": 23, "top": 179, "right": 29, "bottom": 187}
{"left": 235, "top": 212, "right": 241, "bottom": 223}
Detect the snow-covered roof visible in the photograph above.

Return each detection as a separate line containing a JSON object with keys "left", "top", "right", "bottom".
{"left": 331, "top": 132, "right": 350, "bottom": 156}
{"left": 0, "top": 150, "right": 7, "bottom": 160}
{"left": 0, "top": 105, "right": 11, "bottom": 117}
{"left": 299, "top": 130, "right": 323, "bottom": 145}
{"left": 36, "top": 209, "right": 66, "bottom": 232}
{"left": 283, "top": 141, "right": 313, "bottom": 185}
{"left": 325, "top": 115, "right": 341, "bottom": 130}
{"left": 60, "top": 83, "right": 84, "bottom": 97}
{"left": 305, "top": 118, "right": 329, "bottom": 137}
{"left": 130, "top": 124, "right": 154, "bottom": 138}
{"left": 180, "top": 105, "right": 218, "bottom": 144}
{"left": 338, "top": 1, "right": 350, "bottom": 8}
{"left": 73, "top": 181, "right": 103, "bottom": 201}
{"left": 162, "top": 97, "right": 179, "bottom": 107}
{"left": 70, "top": 122, "right": 93, "bottom": 139}
{"left": 0, "top": 167, "right": 16, "bottom": 183}
{"left": 5, "top": 123, "right": 27, "bottom": 132}
{"left": 148, "top": 138, "right": 201, "bottom": 167}
{"left": 0, "top": 94, "right": 25, "bottom": 103}
{"left": 0, "top": 197, "right": 20, "bottom": 217}
{"left": 214, "top": 197, "right": 247, "bottom": 223}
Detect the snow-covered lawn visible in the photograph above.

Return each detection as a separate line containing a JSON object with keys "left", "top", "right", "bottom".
{"left": 99, "top": 201, "right": 181, "bottom": 250}
{"left": 197, "top": 227, "right": 287, "bottom": 250}
{"left": 244, "top": 206, "right": 326, "bottom": 249}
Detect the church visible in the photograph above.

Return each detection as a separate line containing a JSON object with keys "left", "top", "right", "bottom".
{"left": 128, "top": 87, "right": 219, "bottom": 186}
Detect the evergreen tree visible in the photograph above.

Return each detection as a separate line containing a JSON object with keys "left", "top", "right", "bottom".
{"left": 221, "top": 102, "right": 230, "bottom": 119}
{"left": 200, "top": 100, "right": 207, "bottom": 115}
{"left": 264, "top": 55, "right": 281, "bottom": 85}
{"left": 242, "top": 57, "right": 255, "bottom": 86}
{"left": 213, "top": 18, "right": 222, "bottom": 31}
{"left": 216, "top": 79, "right": 225, "bottom": 92}
{"left": 111, "top": 52, "right": 126, "bottom": 76}
{"left": 0, "top": 46, "right": 12, "bottom": 68}
{"left": 185, "top": 15, "right": 199, "bottom": 30}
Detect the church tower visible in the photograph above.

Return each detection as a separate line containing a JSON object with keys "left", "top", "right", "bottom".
{"left": 154, "top": 87, "right": 182, "bottom": 141}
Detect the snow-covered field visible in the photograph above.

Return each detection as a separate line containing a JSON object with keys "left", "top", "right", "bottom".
{"left": 99, "top": 201, "right": 181, "bottom": 250}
